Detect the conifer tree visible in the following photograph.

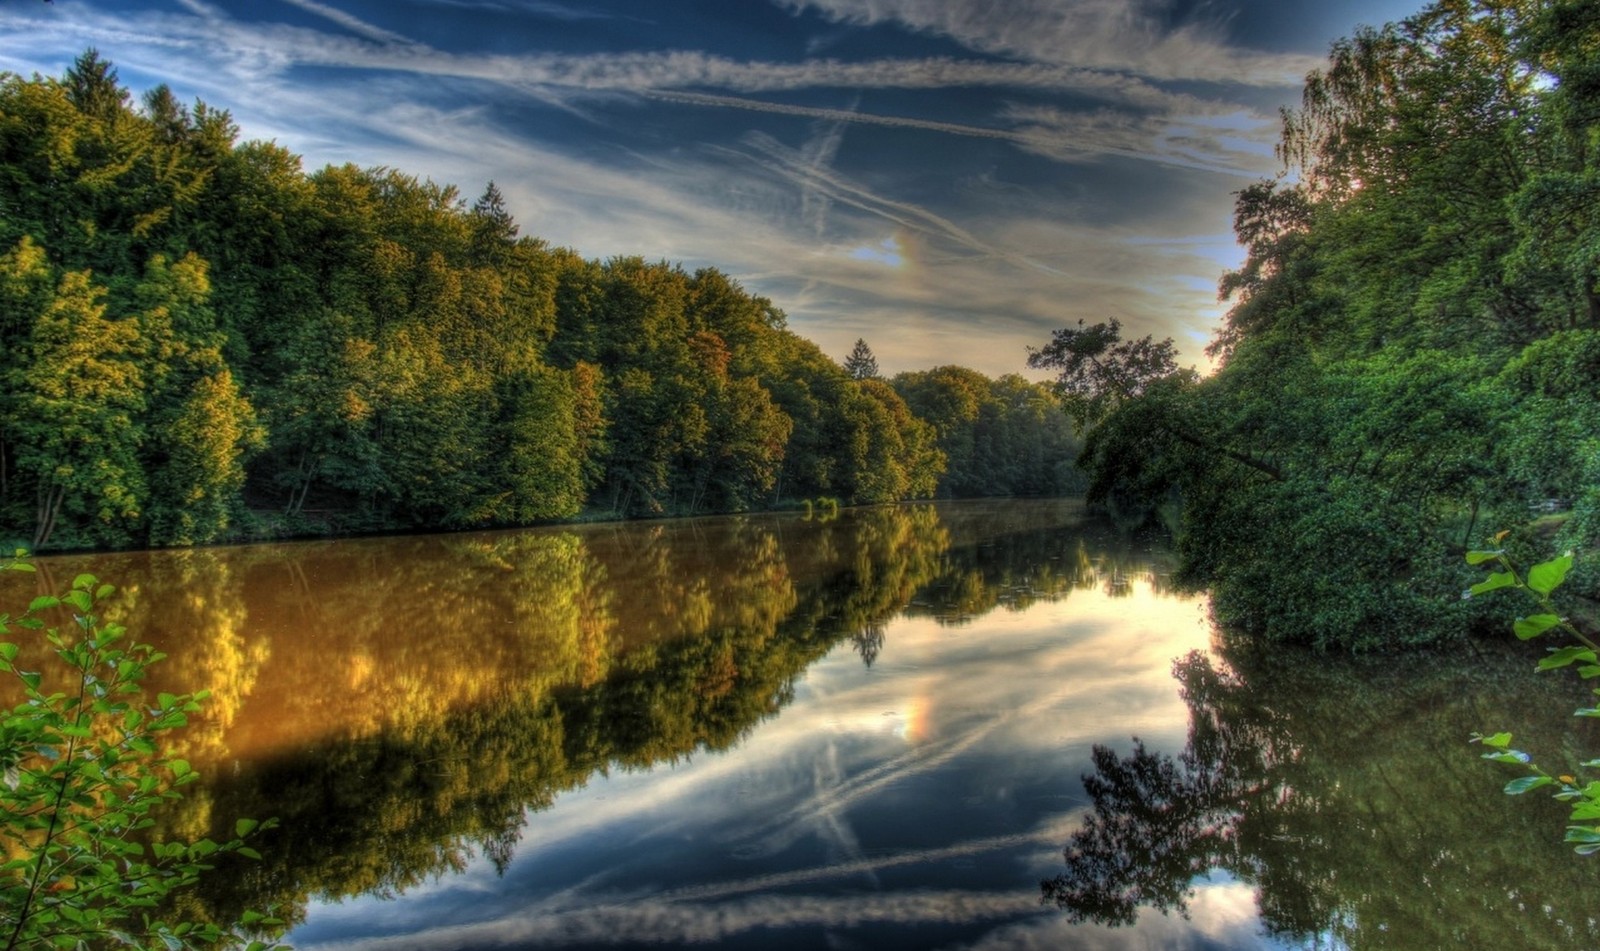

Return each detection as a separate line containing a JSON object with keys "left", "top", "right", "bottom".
{"left": 843, "top": 338, "right": 878, "bottom": 380}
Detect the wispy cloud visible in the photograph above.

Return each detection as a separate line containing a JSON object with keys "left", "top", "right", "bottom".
{"left": 279, "top": 0, "right": 419, "bottom": 45}
{"left": 775, "top": 0, "right": 1322, "bottom": 85}
{"left": 0, "top": 0, "right": 1291, "bottom": 373}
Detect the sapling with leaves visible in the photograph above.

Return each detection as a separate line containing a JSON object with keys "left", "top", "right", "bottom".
{"left": 1464, "top": 539, "right": 1600, "bottom": 855}
{"left": 0, "top": 554, "right": 288, "bottom": 950}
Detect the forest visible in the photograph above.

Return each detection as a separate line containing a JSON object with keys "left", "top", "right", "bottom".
{"left": 0, "top": 52, "right": 1082, "bottom": 552}
{"left": 1031, "top": 0, "right": 1600, "bottom": 651}
{"left": 7, "top": 1, "right": 1598, "bottom": 657}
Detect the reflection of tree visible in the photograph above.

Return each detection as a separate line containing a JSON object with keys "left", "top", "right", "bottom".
{"left": 1044, "top": 641, "right": 1600, "bottom": 949}
{"left": 130, "top": 502, "right": 968, "bottom": 932}
{"left": 851, "top": 624, "right": 885, "bottom": 667}
{"left": 0, "top": 499, "right": 1171, "bottom": 938}
{"left": 906, "top": 502, "right": 1170, "bottom": 623}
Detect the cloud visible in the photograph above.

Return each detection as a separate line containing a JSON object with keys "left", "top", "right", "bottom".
{"left": 775, "top": 0, "right": 1322, "bottom": 85}
{"left": 1005, "top": 102, "right": 1279, "bottom": 177}
{"left": 0, "top": 0, "right": 1278, "bottom": 374}
{"left": 279, "top": 0, "right": 419, "bottom": 45}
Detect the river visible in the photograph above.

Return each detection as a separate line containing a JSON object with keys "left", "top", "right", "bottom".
{"left": 2, "top": 499, "right": 1595, "bottom": 949}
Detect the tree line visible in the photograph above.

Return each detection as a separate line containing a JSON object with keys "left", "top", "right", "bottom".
{"left": 0, "top": 52, "right": 1082, "bottom": 550}
{"left": 1032, "top": 0, "right": 1600, "bottom": 651}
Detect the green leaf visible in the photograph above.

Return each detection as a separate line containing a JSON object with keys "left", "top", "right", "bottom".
{"left": 62, "top": 589, "right": 92, "bottom": 613}
{"left": 1476, "top": 732, "right": 1513, "bottom": 748}
{"left": 1465, "top": 549, "right": 1503, "bottom": 565}
{"left": 1505, "top": 775, "right": 1554, "bottom": 795}
{"left": 1469, "top": 572, "right": 1517, "bottom": 597}
{"left": 27, "top": 595, "right": 59, "bottom": 612}
{"left": 1539, "top": 646, "right": 1597, "bottom": 671}
{"left": 235, "top": 817, "right": 259, "bottom": 838}
{"left": 1514, "top": 614, "right": 1564, "bottom": 641}
{"left": 1527, "top": 552, "right": 1574, "bottom": 597}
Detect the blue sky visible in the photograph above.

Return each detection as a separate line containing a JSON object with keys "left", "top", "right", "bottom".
{"left": 0, "top": 0, "right": 1419, "bottom": 377}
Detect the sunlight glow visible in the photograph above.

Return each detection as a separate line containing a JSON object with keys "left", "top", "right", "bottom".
{"left": 848, "top": 236, "right": 906, "bottom": 268}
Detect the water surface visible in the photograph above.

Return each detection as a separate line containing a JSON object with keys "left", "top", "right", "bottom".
{"left": 5, "top": 500, "right": 1595, "bottom": 949}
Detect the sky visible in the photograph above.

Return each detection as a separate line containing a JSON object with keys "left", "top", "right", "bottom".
{"left": 0, "top": 0, "right": 1420, "bottom": 378}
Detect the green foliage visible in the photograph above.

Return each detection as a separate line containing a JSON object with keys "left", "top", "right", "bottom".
{"left": 891, "top": 367, "right": 1083, "bottom": 498}
{"left": 1041, "top": 0, "right": 1600, "bottom": 650}
{"left": 0, "top": 52, "right": 1087, "bottom": 547}
{"left": 0, "top": 558, "right": 285, "bottom": 949}
{"left": 1465, "top": 545, "right": 1600, "bottom": 854}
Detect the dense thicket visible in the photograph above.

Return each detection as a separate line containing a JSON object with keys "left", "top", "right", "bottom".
{"left": 1042, "top": 0, "right": 1600, "bottom": 650}
{"left": 0, "top": 53, "right": 1077, "bottom": 549}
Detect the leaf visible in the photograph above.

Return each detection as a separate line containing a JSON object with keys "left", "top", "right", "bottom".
{"left": 1469, "top": 572, "right": 1517, "bottom": 597}
{"left": 1505, "top": 775, "right": 1554, "bottom": 795}
{"left": 1527, "top": 552, "right": 1574, "bottom": 597}
{"left": 1514, "top": 614, "right": 1563, "bottom": 640}
{"left": 27, "top": 595, "right": 59, "bottom": 612}
{"left": 1565, "top": 827, "right": 1600, "bottom": 846}
{"left": 235, "top": 817, "right": 259, "bottom": 838}
{"left": 1476, "top": 732, "right": 1513, "bottom": 748}
{"left": 1465, "top": 549, "right": 1503, "bottom": 565}
{"left": 1538, "top": 646, "right": 1596, "bottom": 671}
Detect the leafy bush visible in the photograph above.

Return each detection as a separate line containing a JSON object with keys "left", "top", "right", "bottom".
{"left": 1466, "top": 546, "right": 1600, "bottom": 854}
{"left": 0, "top": 556, "right": 286, "bottom": 950}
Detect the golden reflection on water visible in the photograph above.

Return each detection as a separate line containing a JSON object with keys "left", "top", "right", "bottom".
{"left": 1, "top": 501, "right": 1131, "bottom": 771}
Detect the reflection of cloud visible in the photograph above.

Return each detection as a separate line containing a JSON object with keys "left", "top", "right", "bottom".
{"left": 300, "top": 865, "right": 1280, "bottom": 951}
{"left": 304, "top": 890, "right": 1048, "bottom": 950}
{"left": 285, "top": 565, "right": 1216, "bottom": 948}
{"left": 948, "top": 877, "right": 1279, "bottom": 951}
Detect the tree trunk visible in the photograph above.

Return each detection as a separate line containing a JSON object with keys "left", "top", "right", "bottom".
{"left": 33, "top": 482, "right": 63, "bottom": 549}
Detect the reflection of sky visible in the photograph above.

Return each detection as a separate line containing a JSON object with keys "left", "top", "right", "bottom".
{"left": 286, "top": 577, "right": 1302, "bottom": 950}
